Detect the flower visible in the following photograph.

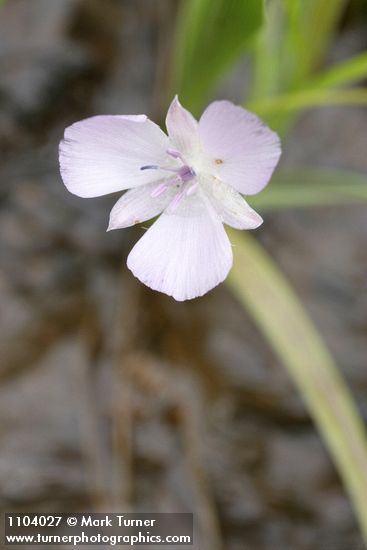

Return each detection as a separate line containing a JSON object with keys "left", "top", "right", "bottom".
{"left": 59, "top": 97, "right": 281, "bottom": 301}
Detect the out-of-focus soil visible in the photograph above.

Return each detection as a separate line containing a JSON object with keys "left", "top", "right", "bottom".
{"left": 0, "top": 1, "right": 366, "bottom": 549}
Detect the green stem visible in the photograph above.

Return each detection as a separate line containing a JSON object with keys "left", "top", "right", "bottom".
{"left": 226, "top": 230, "right": 367, "bottom": 543}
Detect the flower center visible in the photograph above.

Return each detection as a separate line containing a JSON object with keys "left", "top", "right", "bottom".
{"left": 140, "top": 149, "right": 196, "bottom": 182}
{"left": 177, "top": 164, "right": 196, "bottom": 182}
{"left": 140, "top": 149, "right": 198, "bottom": 209}
{"left": 140, "top": 162, "right": 196, "bottom": 183}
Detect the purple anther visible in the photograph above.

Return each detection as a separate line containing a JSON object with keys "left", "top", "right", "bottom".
{"left": 151, "top": 183, "right": 168, "bottom": 197}
{"left": 178, "top": 165, "right": 196, "bottom": 182}
{"left": 140, "top": 165, "right": 159, "bottom": 171}
{"left": 169, "top": 189, "right": 185, "bottom": 212}
{"left": 186, "top": 181, "right": 199, "bottom": 196}
{"left": 167, "top": 148, "right": 185, "bottom": 161}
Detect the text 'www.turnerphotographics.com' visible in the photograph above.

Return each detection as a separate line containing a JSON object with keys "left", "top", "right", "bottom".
{"left": 4, "top": 513, "right": 193, "bottom": 546}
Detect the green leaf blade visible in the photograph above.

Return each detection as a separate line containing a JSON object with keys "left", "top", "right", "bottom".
{"left": 250, "top": 169, "right": 367, "bottom": 210}
{"left": 226, "top": 231, "right": 367, "bottom": 543}
{"left": 311, "top": 51, "right": 367, "bottom": 90}
{"left": 248, "top": 87, "right": 367, "bottom": 119}
{"left": 172, "top": 0, "right": 264, "bottom": 113}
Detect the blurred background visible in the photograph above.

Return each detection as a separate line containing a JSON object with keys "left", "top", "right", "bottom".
{"left": 1, "top": 0, "right": 367, "bottom": 549}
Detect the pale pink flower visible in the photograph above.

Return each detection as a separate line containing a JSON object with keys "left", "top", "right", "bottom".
{"left": 59, "top": 97, "right": 281, "bottom": 301}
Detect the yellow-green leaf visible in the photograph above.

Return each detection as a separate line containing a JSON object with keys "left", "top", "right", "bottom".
{"left": 172, "top": 0, "right": 264, "bottom": 114}
{"left": 248, "top": 87, "right": 367, "bottom": 117}
{"left": 226, "top": 231, "right": 367, "bottom": 543}
{"left": 311, "top": 51, "right": 367, "bottom": 90}
{"left": 250, "top": 168, "right": 367, "bottom": 210}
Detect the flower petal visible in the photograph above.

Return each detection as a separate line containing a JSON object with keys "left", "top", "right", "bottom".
{"left": 127, "top": 198, "right": 233, "bottom": 301}
{"left": 201, "top": 176, "right": 263, "bottom": 229}
{"left": 165, "top": 96, "right": 200, "bottom": 162}
{"left": 199, "top": 101, "right": 281, "bottom": 195}
{"left": 107, "top": 181, "right": 176, "bottom": 230}
{"left": 59, "top": 115, "right": 170, "bottom": 198}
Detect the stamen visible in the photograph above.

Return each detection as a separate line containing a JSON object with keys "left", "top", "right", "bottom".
{"left": 151, "top": 183, "right": 168, "bottom": 197}
{"left": 140, "top": 165, "right": 159, "bottom": 171}
{"left": 169, "top": 189, "right": 185, "bottom": 212}
{"left": 186, "top": 181, "right": 199, "bottom": 196}
{"left": 141, "top": 164, "right": 180, "bottom": 175}
{"left": 167, "top": 148, "right": 185, "bottom": 162}
{"left": 178, "top": 165, "right": 196, "bottom": 182}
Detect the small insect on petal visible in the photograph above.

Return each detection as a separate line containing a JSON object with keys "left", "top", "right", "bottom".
{"left": 215, "top": 159, "right": 224, "bottom": 165}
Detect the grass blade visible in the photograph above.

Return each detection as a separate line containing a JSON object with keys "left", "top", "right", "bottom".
{"left": 171, "top": 0, "right": 264, "bottom": 114}
{"left": 251, "top": 0, "right": 285, "bottom": 98}
{"left": 250, "top": 168, "right": 367, "bottom": 210}
{"left": 296, "top": 0, "right": 348, "bottom": 78}
{"left": 248, "top": 87, "right": 367, "bottom": 117}
{"left": 310, "top": 51, "right": 367, "bottom": 89}
{"left": 250, "top": 0, "right": 348, "bottom": 101}
{"left": 226, "top": 230, "right": 367, "bottom": 543}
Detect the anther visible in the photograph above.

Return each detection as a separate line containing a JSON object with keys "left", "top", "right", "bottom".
{"left": 167, "top": 149, "right": 185, "bottom": 162}
{"left": 169, "top": 190, "right": 185, "bottom": 212}
{"left": 186, "top": 181, "right": 199, "bottom": 196}
{"left": 151, "top": 183, "right": 168, "bottom": 197}
{"left": 178, "top": 165, "right": 196, "bottom": 182}
{"left": 141, "top": 165, "right": 159, "bottom": 171}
